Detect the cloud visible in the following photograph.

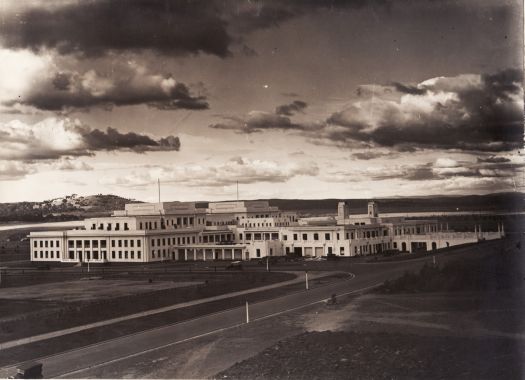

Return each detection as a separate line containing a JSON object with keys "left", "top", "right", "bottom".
{"left": 326, "top": 69, "right": 524, "bottom": 152}
{"left": 276, "top": 100, "right": 308, "bottom": 116}
{"left": 210, "top": 110, "right": 321, "bottom": 133}
{"left": 5, "top": 62, "right": 208, "bottom": 112}
{"left": 327, "top": 155, "right": 524, "bottom": 185}
{"left": 0, "top": 1, "right": 386, "bottom": 59}
{"left": 351, "top": 150, "right": 397, "bottom": 160}
{"left": 477, "top": 156, "right": 511, "bottom": 163}
{"left": 0, "top": 0, "right": 232, "bottom": 58}
{"left": 0, "top": 161, "right": 36, "bottom": 181}
{"left": 101, "top": 157, "right": 319, "bottom": 188}
{"left": 0, "top": 118, "right": 181, "bottom": 161}
{"left": 53, "top": 158, "right": 93, "bottom": 171}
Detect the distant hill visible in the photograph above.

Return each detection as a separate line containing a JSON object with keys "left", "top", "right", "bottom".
{"left": 1, "top": 192, "right": 522, "bottom": 223}
{"left": 0, "top": 194, "right": 140, "bottom": 223}
{"left": 265, "top": 193, "right": 525, "bottom": 216}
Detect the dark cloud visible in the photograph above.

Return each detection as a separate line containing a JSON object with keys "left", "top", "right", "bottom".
{"left": 1, "top": 0, "right": 232, "bottom": 58}
{"left": 1, "top": 0, "right": 388, "bottom": 58}
{"left": 391, "top": 82, "right": 427, "bottom": 95}
{"left": 477, "top": 156, "right": 511, "bottom": 163}
{"left": 79, "top": 127, "right": 181, "bottom": 153}
{"left": 276, "top": 100, "right": 308, "bottom": 116}
{"left": 351, "top": 151, "right": 397, "bottom": 160}
{"left": 326, "top": 69, "right": 524, "bottom": 152}
{"left": 8, "top": 67, "right": 208, "bottom": 112}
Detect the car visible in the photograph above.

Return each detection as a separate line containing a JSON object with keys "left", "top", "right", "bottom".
{"left": 225, "top": 261, "right": 243, "bottom": 270}
{"left": 9, "top": 362, "right": 43, "bottom": 379}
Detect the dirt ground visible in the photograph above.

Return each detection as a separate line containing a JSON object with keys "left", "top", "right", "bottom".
{"left": 0, "top": 278, "right": 202, "bottom": 303}
{"left": 69, "top": 286, "right": 525, "bottom": 379}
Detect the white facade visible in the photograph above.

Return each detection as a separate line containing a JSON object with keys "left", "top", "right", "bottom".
{"left": 29, "top": 200, "right": 505, "bottom": 263}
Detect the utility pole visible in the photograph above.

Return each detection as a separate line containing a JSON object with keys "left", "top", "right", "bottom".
{"left": 158, "top": 178, "right": 161, "bottom": 203}
{"left": 245, "top": 301, "right": 250, "bottom": 323}
{"left": 266, "top": 256, "right": 269, "bottom": 272}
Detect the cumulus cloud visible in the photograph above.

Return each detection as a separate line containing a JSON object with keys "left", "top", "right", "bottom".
{"left": 326, "top": 69, "right": 524, "bottom": 152}
{"left": 210, "top": 69, "right": 523, "bottom": 153}
{"left": 5, "top": 62, "right": 208, "bottom": 112}
{"left": 0, "top": 118, "right": 181, "bottom": 161}
{"left": 0, "top": 161, "right": 36, "bottom": 181}
{"left": 101, "top": 157, "right": 319, "bottom": 188}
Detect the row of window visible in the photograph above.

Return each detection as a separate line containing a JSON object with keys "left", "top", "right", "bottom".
{"left": 111, "top": 239, "right": 142, "bottom": 248}
{"left": 68, "top": 240, "right": 108, "bottom": 249}
{"left": 90, "top": 222, "right": 129, "bottom": 231}
{"left": 34, "top": 250, "right": 60, "bottom": 259}
{"left": 34, "top": 240, "right": 60, "bottom": 248}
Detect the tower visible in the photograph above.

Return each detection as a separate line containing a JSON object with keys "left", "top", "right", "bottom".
{"left": 367, "top": 201, "right": 378, "bottom": 217}
{"left": 337, "top": 201, "right": 349, "bottom": 221}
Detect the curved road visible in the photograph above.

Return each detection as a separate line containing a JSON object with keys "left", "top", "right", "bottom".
{"left": 0, "top": 240, "right": 506, "bottom": 378}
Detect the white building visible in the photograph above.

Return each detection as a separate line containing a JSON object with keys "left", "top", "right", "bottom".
{"left": 29, "top": 200, "right": 504, "bottom": 263}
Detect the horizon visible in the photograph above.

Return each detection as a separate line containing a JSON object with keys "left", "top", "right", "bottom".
{"left": 0, "top": 1, "right": 523, "bottom": 203}
{"left": 6, "top": 190, "right": 524, "bottom": 205}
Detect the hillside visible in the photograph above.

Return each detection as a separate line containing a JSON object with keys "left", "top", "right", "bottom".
{"left": 0, "top": 194, "right": 140, "bottom": 223}
{"left": 265, "top": 192, "right": 525, "bottom": 216}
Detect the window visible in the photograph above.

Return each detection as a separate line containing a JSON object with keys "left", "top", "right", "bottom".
{"left": 246, "top": 233, "right": 252, "bottom": 240}
{"left": 157, "top": 238, "right": 161, "bottom": 246}
{"left": 68, "top": 240, "right": 74, "bottom": 248}
{"left": 93, "top": 240, "right": 98, "bottom": 248}
{"left": 139, "top": 222, "right": 143, "bottom": 229}
{"left": 118, "top": 240, "right": 122, "bottom": 247}
{"left": 325, "top": 233, "right": 330, "bottom": 240}
{"left": 93, "top": 251, "right": 99, "bottom": 260}
{"left": 152, "top": 239, "right": 155, "bottom": 247}
{"left": 124, "top": 240, "right": 128, "bottom": 248}
{"left": 115, "top": 223, "right": 120, "bottom": 231}
{"left": 336, "top": 233, "right": 340, "bottom": 240}
{"left": 69, "top": 251, "right": 74, "bottom": 259}
{"left": 112, "top": 251, "right": 116, "bottom": 259}
{"left": 256, "top": 248, "right": 261, "bottom": 257}
{"left": 124, "top": 251, "right": 128, "bottom": 259}
{"left": 84, "top": 240, "right": 90, "bottom": 248}
{"left": 131, "top": 251, "right": 134, "bottom": 259}
{"left": 50, "top": 241, "right": 54, "bottom": 248}
{"left": 283, "top": 235, "right": 287, "bottom": 241}
{"left": 302, "top": 233, "right": 307, "bottom": 240}
{"left": 124, "top": 223, "right": 129, "bottom": 230}
{"left": 138, "top": 251, "right": 141, "bottom": 259}
{"left": 137, "top": 239, "right": 141, "bottom": 247}
{"left": 118, "top": 251, "right": 122, "bottom": 259}
{"left": 45, "top": 241, "right": 48, "bottom": 248}
{"left": 351, "top": 232, "right": 354, "bottom": 239}
{"left": 111, "top": 240, "right": 116, "bottom": 247}
{"left": 76, "top": 240, "right": 82, "bottom": 248}
{"left": 130, "top": 240, "right": 134, "bottom": 248}
{"left": 314, "top": 233, "right": 319, "bottom": 241}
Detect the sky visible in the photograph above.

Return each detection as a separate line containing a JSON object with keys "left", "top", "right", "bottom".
{"left": 0, "top": 0, "right": 523, "bottom": 202}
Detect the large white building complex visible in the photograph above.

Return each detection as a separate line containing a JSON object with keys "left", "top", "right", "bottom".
{"left": 29, "top": 200, "right": 505, "bottom": 264}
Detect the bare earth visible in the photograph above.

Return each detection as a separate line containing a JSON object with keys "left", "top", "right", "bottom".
{"left": 0, "top": 279, "right": 202, "bottom": 303}
{"left": 69, "top": 287, "right": 525, "bottom": 379}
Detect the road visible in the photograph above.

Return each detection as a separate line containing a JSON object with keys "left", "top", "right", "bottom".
{"left": 0, "top": 240, "right": 507, "bottom": 378}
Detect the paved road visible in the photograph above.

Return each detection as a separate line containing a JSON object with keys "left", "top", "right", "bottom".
{"left": 0, "top": 240, "right": 508, "bottom": 378}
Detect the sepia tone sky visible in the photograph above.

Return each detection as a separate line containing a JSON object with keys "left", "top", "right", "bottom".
{"left": 0, "top": 0, "right": 523, "bottom": 202}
